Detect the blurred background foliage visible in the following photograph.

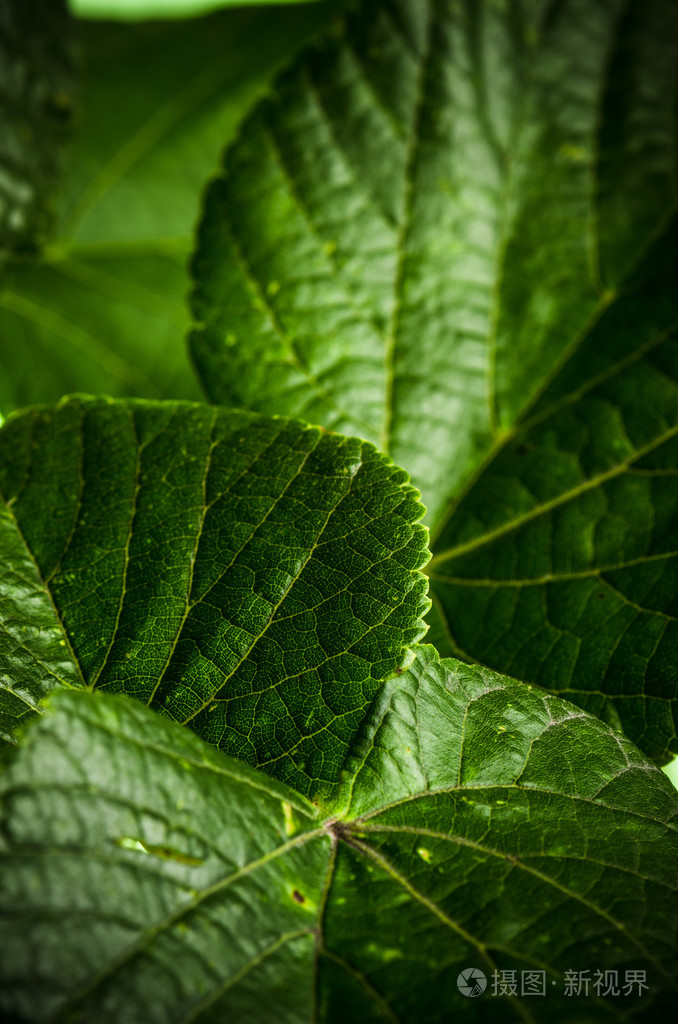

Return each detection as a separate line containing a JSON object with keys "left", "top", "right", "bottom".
{"left": 0, "top": 0, "right": 337, "bottom": 412}
{"left": 69, "top": 0, "right": 319, "bottom": 20}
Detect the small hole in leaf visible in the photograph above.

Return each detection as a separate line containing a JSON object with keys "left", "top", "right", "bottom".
{"left": 292, "top": 890, "right": 305, "bottom": 904}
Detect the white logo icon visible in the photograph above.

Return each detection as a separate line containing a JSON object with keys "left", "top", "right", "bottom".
{"left": 457, "top": 967, "right": 487, "bottom": 997}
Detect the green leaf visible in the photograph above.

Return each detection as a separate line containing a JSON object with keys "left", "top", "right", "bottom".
{"left": 0, "top": 688, "right": 327, "bottom": 1023}
{"left": 0, "top": 396, "right": 428, "bottom": 795}
{"left": 69, "top": 0, "right": 322, "bottom": 19}
{"left": 0, "top": 2, "right": 339, "bottom": 414}
{"left": 0, "top": 0, "right": 76, "bottom": 264}
{"left": 189, "top": 0, "right": 678, "bottom": 761}
{"left": 3, "top": 647, "right": 677, "bottom": 1022}
{"left": 0, "top": 500, "right": 82, "bottom": 745}
{"left": 664, "top": 755, "right": 678, "bottom": 792}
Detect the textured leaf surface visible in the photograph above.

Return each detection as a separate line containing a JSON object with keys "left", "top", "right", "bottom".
{"left": 0, "top": 397, "right": 428, "bottom": 794}
{"left": 3, "top": 648, "right": 678, "bottom": 1022}
{"left": 0, "top": 0, "right": 75, "bottom": 264}
{"left": 0, "top": 3, "right": 338, "bottom": 413}
{"left": 0, "top": 501, "right": 81, "bottom": 746}
{"left": 190, "top": 0, "right": 678, "bottom": 760}
{"left": 0, "top": 690, "right": 328, "bottom": 1024}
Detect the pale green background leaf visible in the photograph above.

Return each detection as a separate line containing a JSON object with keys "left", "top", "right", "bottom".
{"left": 664, "top": 755, "right": 678, "bottom": 791}
{"left": 190, "top": 0, "right": 678, "bottom": 761}
{"left": 0, "top": 2, "right": 339, "bottom": 414}
{"left": 2, "top": 647, "right": 677, "bottom": 1021}
{"left": 69, "top": 0, "right": 321, "bottom": 19}
{"left": 0, "top": 397, "right": 429, "bottom": 796}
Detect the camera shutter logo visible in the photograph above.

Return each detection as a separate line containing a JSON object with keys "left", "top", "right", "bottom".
{"left": 457, "top": 968, "right": 487, "bottom": 997}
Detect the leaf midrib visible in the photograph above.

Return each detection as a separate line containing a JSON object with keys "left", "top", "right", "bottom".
{"left": 357, "top": 823, "right": 678, "bottom": 894}
{"left": 54, "top": 826, "right": 326, "bottom": 1017}
{"left": 429, "top": 547, "right": 678, "bottom": 588}
{"left": 347, "top": 824, "right": 678, "bottom": 992}
{"left": 351, "top": 781, "right": 678, "bottom": 832}
{"left": 182, "top": 929, "right": 314, "bottom": 1024}
{"left": 177, "top": 428, "right": 335, "bottom": 727}
{"left": 213, "top": 196, "right": 378, "bottom": 439}
{"left": 428, "top": 421, "right": 678, "bottom": 571}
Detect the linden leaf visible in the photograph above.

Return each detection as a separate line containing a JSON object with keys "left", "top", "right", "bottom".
{"left": 2, "top": 647, "right": 676, "bottom": 1022}
{"left": 190, "top": 0, "right": 678, "bottom": 760}
{"left": 0, "top": 396, "right": 428, "bottom": 797}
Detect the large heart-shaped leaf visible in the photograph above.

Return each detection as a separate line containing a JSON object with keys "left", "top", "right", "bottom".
{"left": 189, "top": 0, "right": 678, "bottom": 761}
{"left": 0, "top": 0, "right": 75, "bottom": 267}
{"left": 0, "top": 396, "right": 428, "bottom": 795}
{"left": 2, "top": 646, "right": 676, "bottom": 1022}
{"left": 0, "top": 2, "right": 339, "bottom": 414}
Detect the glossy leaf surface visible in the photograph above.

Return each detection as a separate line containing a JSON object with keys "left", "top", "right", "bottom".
{"left": 2, "top": 647, "right": 677, "bottom": 1022}
{"left": 0, "top": 0, "right": 75, "bottom": 264}
{"left": 0, "top": 397, "right": 428, "bottom": 795}
{"left": 0, "top": 3, "right": 338, "bottom": 413}
{"left": 190, "top": 0, "right": 678, "bottom": 760}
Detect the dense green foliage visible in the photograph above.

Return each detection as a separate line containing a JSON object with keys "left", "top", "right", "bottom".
{"left": 3, "top": 648, "right": 677, "bottom": 1022}
{"left": 191, "top": 0, "right": 678, "bottom": 762}
{"left": 1, "top": 0, "right": 677, "bottom": 1021}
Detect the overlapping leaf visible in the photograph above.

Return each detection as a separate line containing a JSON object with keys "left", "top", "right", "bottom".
{"left": 189, "top": 0, "right": 678, "bottom": 760}
{"left": 0, "top": 396, "right": 428, "bottom": 795}
{"left": 0, "top": 0, "right": 75, "bottom": 266}
{"left": 0, "top": 2, "right": 339, "bottom": 414}
{"left": 0, "top": 689, "right": 328, "bottom": 1024}
{"left": 2, "top": 646, "right": 677, "bottom": 1022}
